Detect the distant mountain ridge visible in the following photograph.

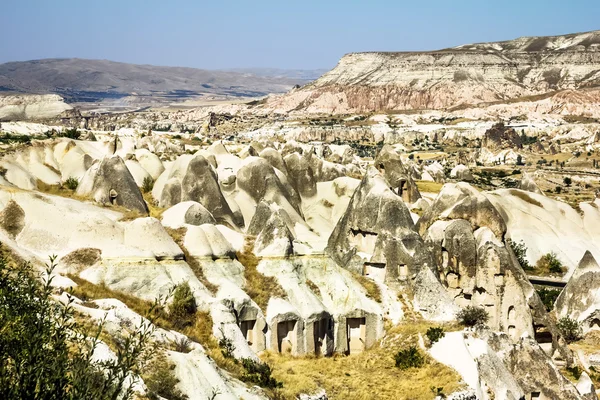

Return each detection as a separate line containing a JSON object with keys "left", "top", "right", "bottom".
{"left": 262, "top": 30, "right": 600, "bottom": 114}
{"left": 0, "top": 58, "right": 325, "bottom": 102}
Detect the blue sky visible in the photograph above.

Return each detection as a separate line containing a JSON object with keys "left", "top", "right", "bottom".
{"left": 1, "top": 0, "right": 598, "bottom": 70}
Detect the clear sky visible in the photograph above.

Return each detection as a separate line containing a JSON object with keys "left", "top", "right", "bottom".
{"left": 1, "top": 0, "right": 598, "bottom": 70}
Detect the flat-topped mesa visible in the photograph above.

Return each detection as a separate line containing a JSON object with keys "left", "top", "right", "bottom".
{"left": 264, "top": 30, "right": 600, "bottom": 113}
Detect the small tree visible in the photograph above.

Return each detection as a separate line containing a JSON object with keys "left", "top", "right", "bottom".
{"left": 563, "top": 177, "right": 572, "bottom": 186}
{"left": 536, "top": 287, "right": 561, "bottom": 312}
{"left": 456, "top": 306, "right": 489, "bottom": 327}
{"left": 536, "top": 252, "right": 565, "bottom": 275}
{"left": 169, "top": 282, "right": 197, "bottom": 328}
{"left": 142, "top": 176, "right": 154, "bottom": 193}
{"left": 557, "top": 317, "right": 582, "bottom": 343}
{"left": 508, "top": 239, "right": 531, "bottom": 270}
{"left": 394, "top": 346, "right": 425, "bottom": 370}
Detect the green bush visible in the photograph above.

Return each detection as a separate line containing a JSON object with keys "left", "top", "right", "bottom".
{"left": 0, "top": 253, "right": 153, "bottom": 400}
{"left": 169, "top": 282, "right": 197, "bottom": 328}
{"left": 143, "top": 353, "right": 188, "bottom": 400}
{"left": 508, "top": 239, "right": 531, "bottom": 270}
{"left": 563, "top": 177, "right": 572, "bottom": 186}
{"left": 536, "top": 252, "right": 565, "bottom": 274}
{"left": 142, "top": 176, "right": 154, "bottom": 193}
{"left": 557, "top": 317, "right": 582, "bottom": 343}
{"left": 456, "top": 306, "right": 489, "bottom": 327}
{"left": 240, "top": 358, "right": 282, "bottom": 389}
{"left": 64, "top": 176, "right": 79, "bottom": 190}
{"left": 58, "top": 128, "right": 81, "bottom": 140}
{"left": 536, "top": 287, "right": 561, "bottom": 312}
{"left": 394, "top": 346, "right": 425, "bottom": 370}
{"left": 426, "top": 327, "right": 445, "bottom": 344}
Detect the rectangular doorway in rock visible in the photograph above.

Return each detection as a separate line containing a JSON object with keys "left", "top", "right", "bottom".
{"left": 350, "top": 229, "right": 377, "bottom": 255}
{"left": 534, "top": 325, "right": 553, "bottom": 354}
{"left": 363, "top": 262, "right": 386, "bottom": 283}
{"left": 277, "top": 320, "right": 296, "bottom": 354}
{"left": 240, "top": 320, "right": 256, "bottom": 348}
{"left": 530, "top": 392, "right": 541, "bottom": 400}
{"left": 346, "top": 317, "right": 366, "bottom": 355}
{"left": 313, "top": 319, "right": 329, "bottom": 356}
{"left": 398, "top": 264, "right": 408, "bottom": 280}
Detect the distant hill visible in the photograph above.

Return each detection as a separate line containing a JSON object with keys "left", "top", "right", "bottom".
{"left": 0, "top": 58, "right": 325, "bottom": 102}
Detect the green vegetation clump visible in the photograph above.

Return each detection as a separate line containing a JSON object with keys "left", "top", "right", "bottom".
{"left": 508, "top": 239, "right": 532, "bottom": 270}
{"left": 0, "top": 253, "right": 153, "bottom": 400}
{"left": 169, "top": 282, "right": 197, "bottom": 329}
{"left": 240, "top": 358, "right": 283, "bottom": 389}
{"left": 536, "top": 252, "right": 565, "bottom": 275}
{"left": 425, "top": 327, "right": 445, "bottom": 344}
{"left": 536, "top": 287, "right": 561, "bottom": 311}
{"left": 557, "top": 317, "right": 582, "bottom": 343}
{"left": 394, "top": 346, "right": 425, "bottom": 370}
{"left": 64, "top": 176, "right": 79, "bottom": 191}
{"left": 456, "top": 306, "right": 489, "bottom": 327}
{"left": 143, "top": 353, "right": 188, "bottom": 400}
{"left": 58, "top": 128, "right": 82, "bottom": 140}
{"left": 142, "top": 176, "right": 154, "bottom": 193}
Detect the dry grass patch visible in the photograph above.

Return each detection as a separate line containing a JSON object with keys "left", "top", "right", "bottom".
{"left": 35, "top": 180, "right": 87, "bottom": 202}
{"left": 236, "top": 238, "right": 287, "bottom": 312}
{"left": 262, "top": 321, "right": 463, "bottom": 400}
{"left": 415, "top": 180, "right": 444, "bottom": 194}
{"left": 508, "top": 189, "right": 544, "bottom": 208}
{"left": 353, "top": 273, "right": 382, "bottom": 303}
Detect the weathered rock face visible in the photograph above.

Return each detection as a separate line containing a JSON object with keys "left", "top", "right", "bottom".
{"left": 421, "top": 183, "right": 570, "bottom": 359}
{"left": 482, "top": 123, "right": 523, "bottom": 152}
{"left": 374, "top": 145, "right": 421, "bottom": 203}
{"left": 0, "top": 94, "right": 72, "bottom": 121}
{"left": 77, "top": 155, "right": 149, "bottom": 214}
{"left": 262, "top": 30, "right": 600, "bottom": 113}
{"left": 181, "top": 154, "right": 239, "bottom": 227}
{"left": 556, "top": 251, "right": 600, "bottom": 332}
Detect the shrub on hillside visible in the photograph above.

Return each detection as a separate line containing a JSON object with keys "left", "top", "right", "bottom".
{"left": 426, "top": 327, "right": 445, "bottom": 344}
{"left": 0, "top": 253, "right": 153, "bottom": 399}
{"left": 143, "top": 353, "right": 188, "bottom": 400}
{"left": 58, "top": 128, "right": 81, "bottom": 140}
{"left": 142, "top": 176, "right": 154, "bottom": 193}
{"left": 240, "top": 358, "right": 282, "bottom": 389}
{"left": 394, "top": 346, "right": 425, "bottom": 370}
{"left": 557, "top": 317, "right": 582, "bottom": 343}
{"left": 64, "top": 176, "right": 79, "bottom": 191}
{"left": 456, "top": 306, "right": 489, "bottom": 327}
{"left": 169, "top": 282, "right": 197, "bottom": 328}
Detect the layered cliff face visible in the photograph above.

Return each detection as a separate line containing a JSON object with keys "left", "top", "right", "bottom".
{"left": 0, "top": 94, "right": 72, "bottom": 120}
{"left": 265, "top": 30, "right": 600, "bottom": 114}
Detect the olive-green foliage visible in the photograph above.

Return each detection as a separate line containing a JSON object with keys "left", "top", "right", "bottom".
{"left": 508, "top": 239, "right": 531, "bottom": 270}
{"left": 240, "top": 358, "right": 283, "bottom": 389}
{"left": 0, "top": 253, "right": 153, "bottom": 400}
{"left": 169, "top": 282, "right": 197, "bottom": 329}
{"left": 142, "top": 176, "right": 154, "bottom": 193}
{"left": 64, "top": 176, "right": 79, "bottom": 190}
{"left": 536, "top": 252, "right": 565, "bottom": 274}
{"left": 425, "top": 327, "right": 445, "bottom": 344}
{"left": 536, "top": 287, "right": 561, "bottom": 312}
{"left": 58, "top": 128, "right": 82, "bottom": 140}
{"left": 557, "top": 317, "right": 583, "bottom": 343}
{"left": 394, "top": 346, "right": 425, "bottom": 370}
{"left": 456, "top": 306, "right": 489, "bottom": 327}
{"left": 143, "top": 353, "right": 188, "bottom": 400}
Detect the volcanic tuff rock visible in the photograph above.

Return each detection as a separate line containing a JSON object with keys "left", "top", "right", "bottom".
{"left": 0, "top": 94, "right": 71, "bottom": 120}
{"left": 263, "top": 30, "right": 600, "bottom": 113}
